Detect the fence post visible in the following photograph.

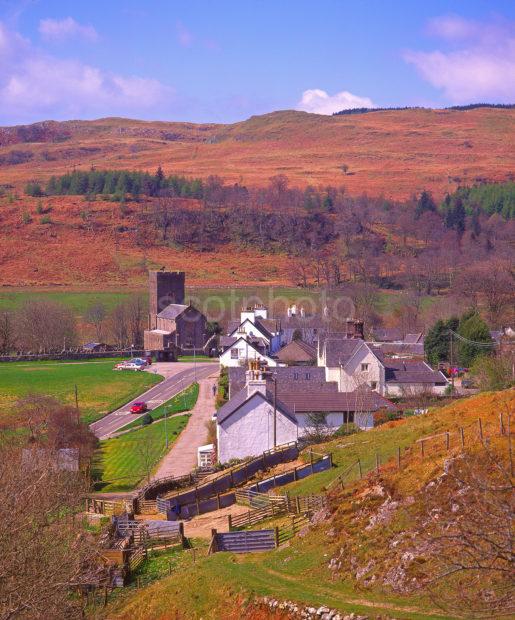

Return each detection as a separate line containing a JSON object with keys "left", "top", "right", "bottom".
{"left": 293, "top": 467, "right": 297, "bottom": 481}
{"left": 375, "top": 453, "right": 380, "bottom": 473}
{"left": 397, "top": 447, "right": 401, "bottom": 469}
{"left": 262, "top": 453, "right": 266, "bottom": 469}
{"left": 310, "top": 449, "right": 314, "bottom": 474}
{"left": 445, "top": 432, "right": 450, "bottom": 451}
{"left": 228, "top": 514, "right": 232, "bottom": 531}
{"left": 195, "top": 486, "right": 200, "bottom": 515}
{"left": 274, "top": 526, "right": 279, "bottom": 548}
{"left": 460, "top": 427, "right": 465, "bottom": 449}
{"left": 216, "top": 493, "right": 221, "bottom": 510}
{"left": 357, "top": 459, "right": 362, "bottom": 479}
{"left": 328, "top": 452, "right": 333, "bottom": 468}
{"left": 499, "top": 412, "right": 505, "bottom": 436}
{"left": 295, "top": 495, "right": 301, "bottom": 514}
{"left": 420, "top": 440, "right": 425, "bottom": 457}
{"left": 210, "top": 529, "right": 218, "bottom": 554}
{"left": 256, "top": 480, "right": 260, "bottom": 492}
{"left": 478, "top": 418, "right": 483, "bottom": 441}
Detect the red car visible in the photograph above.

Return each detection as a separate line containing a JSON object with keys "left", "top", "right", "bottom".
{"left": 130, "top": 402, "right": 148, "bottom": 414}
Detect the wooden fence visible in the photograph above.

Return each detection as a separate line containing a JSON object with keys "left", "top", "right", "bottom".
{"left": 154, "top": 442, "right": 299, "bottom": 517}
{"left": 85, "top": 497, "right": 132, "bottom": 516}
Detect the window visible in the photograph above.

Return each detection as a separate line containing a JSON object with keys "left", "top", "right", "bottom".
{"left": 293, "top": 372, "right": 299, "bottom": 380}
{"left": 370, "top": 381, "right": 377, "bottom": 390}
{"left": 230, "top": 348, "right": 239, "bottom": 359}
{"left": 361, "top": 363, "right": 369, "bottom": 372}
{"left": 305, "top": 372, "right": 311, "bottom": 380}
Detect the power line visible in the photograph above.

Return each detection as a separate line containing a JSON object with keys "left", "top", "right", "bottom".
{"left": 448, "top": 329, "right": 497, "bottom": 348}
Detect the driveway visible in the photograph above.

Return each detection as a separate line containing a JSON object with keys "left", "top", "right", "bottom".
{"left": 89, "top": 362, "right": 216, "bottom": 439}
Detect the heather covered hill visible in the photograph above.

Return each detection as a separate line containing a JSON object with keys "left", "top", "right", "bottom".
{"left": 0, "top": 107, "right": 514, "bottom": 199}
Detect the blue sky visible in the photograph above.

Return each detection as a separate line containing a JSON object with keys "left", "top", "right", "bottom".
{"left": 0, "top": 0, "right": 514, "bottom": 124}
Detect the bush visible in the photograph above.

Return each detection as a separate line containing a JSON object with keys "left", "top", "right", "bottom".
{"left": 374, "top": 409, "right": 402, "bottom": 427}
{"left": 21, "top": 212, "right": 32, "bottom": 225}
{"left": 25, "top": 182, "right": 44, "bottom": 197}
{"left": 40, "top": 215, "right": 52, "bottom": 225}
{"left": 333, "top": 422, "right": 361, "bottom": 437}
{"left": 141, "top": 413, "right": 153, "bottom": 426}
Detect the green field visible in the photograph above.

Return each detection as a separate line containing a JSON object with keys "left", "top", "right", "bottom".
{"left": 0, "top": 286, "right": 437, "bottom": 323}
{"left": 0, "top": 359, "right": 163, "bottom": 426}
{"left": 92, "top": 415, "right": 190, "bottom": 492}
{"left": 118, "top": 382, "right": 199, "bottom": 431}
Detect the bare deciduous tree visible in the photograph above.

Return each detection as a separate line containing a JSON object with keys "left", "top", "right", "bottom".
{"left": 0, "top": 310, "right": 16, "bottom": 354}
{"left": 84, "top": 302, "right": 107, "bottom": 342}
{"left": 0, "top": 445, "right": 97, "bottom": 619}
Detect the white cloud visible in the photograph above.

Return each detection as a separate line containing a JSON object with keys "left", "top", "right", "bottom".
{"left": 0, "top": 22, "right": 172, "bottom": 123}
{"left": 426, "top": 15, "right": 478, "bottom": 40}
{"left": 39, "top": 17, "right": 98, "bottom": 42}
{"left": 297, "top": 89, "right": 374, "bottom": 115}
{"left": 176, "top": 20, "right": 193, "bottom": 47}
{"left": 405, "top": 15, "right": 515, "bottom": 103}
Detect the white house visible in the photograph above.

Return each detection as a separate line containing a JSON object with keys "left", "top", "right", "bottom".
{"left": 226, "top": 305, "right": 282, "bottom": 355}
{"left": 318, "top": 332, "right": 447, "bottom": 397}
{"left": 216, "top": 365, "right": 395, "bottom": 463}
{"left": 219, "top": 337, "right": 278, "bottom": 368}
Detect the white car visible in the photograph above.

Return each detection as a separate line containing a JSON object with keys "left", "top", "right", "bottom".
{"left": 114, "top": 361, "right": 142, "bottom": 371}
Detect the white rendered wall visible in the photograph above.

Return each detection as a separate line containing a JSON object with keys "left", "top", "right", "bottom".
{"left": 217, "top": 395, "right": 297, "bottom": 463}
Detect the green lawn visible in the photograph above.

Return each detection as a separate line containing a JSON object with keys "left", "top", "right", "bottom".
{"left": 0, "top": 290, "right": 138, "bottom": 314}
{"left": 118, "top": 382, "right": 199, "bottom": 431}
{"left": 0, "top": 359, "right": 163, "bottom": 426}
{"left": 92, "top": 414, "right": 190, "bottom": 492}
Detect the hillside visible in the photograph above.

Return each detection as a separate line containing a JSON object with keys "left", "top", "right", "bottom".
{"left": 1, "top": 108, "right": 514, "bottom": 200}
{"left": 104, "top": 390, "right": 514, "bottom": 620}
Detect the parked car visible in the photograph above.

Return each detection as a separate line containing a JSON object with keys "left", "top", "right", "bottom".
{"left": 114, "top": 361, "right": 129, "bottom": 370}
{"left": 461, "top": 378, "right": 477, "bottom": 389}
{"left": 130, "top": 402, "right": 148, "bottom": 414}
{"left": 132, "top": 358, "right": 148, "bottom": 368}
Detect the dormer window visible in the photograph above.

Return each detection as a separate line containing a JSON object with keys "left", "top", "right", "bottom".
{"left": 361, "top": 363, "right": 369, "bottom": 372}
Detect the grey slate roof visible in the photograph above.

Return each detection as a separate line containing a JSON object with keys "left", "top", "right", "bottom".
{"left": 371, "top": 327, "right": 404, "bottom": 342}
{"left": 277, "top": 390, "right": 396, "bottom": 413}
{"left": 228, "top": 366, "right": 336, "bottom": 397}
{"left": 376, "top": 342, "right": 425, "bottom": 357}
{"left": 157, "top": 303, "right": 189, "bottom": 320}
{"left": 323, "top": 338, "right": 363, "bottom": 367}
{"left": 217, "top": 386, "right": 395, "bottom": 424}
{"left": 384, "top": 360, "right": 447, "bottom": 384}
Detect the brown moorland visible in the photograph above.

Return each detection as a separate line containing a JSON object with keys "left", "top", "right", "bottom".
{"left": 0, "top": 108, "right": 513, "bottom": 287}
{"left": 1, "top": 108, "right": 514, "bottom": 198}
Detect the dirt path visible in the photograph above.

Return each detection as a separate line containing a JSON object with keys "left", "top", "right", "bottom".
{"left": 152, "top": 369, "right": 220, "bottom": 480}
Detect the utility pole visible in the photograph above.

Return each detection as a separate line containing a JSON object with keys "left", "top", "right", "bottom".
{"left": 164, "top": 406, "right": 169, "bottom": 449}
{"left": 193, "top": 320, "right": 197, "bottom": 381}
{"left": 272, "top": 375, "right": 277, "bottom": 449}
{"left": 450, "top": 330, "right": 454, "bottom": 398}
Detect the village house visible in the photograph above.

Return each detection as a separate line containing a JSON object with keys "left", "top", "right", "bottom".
{"left": 216, "top": 362, "right": 395, "bottom": 463}
{"left": 219, "top": 336, "right": 278, "bottom": 368}
{"left": 224, "top": 305, "right": 282, "bottom": 355}
{"left": 318, "top": 320, "right": 447, "bottom": 397}
{"left": 143, "top": 270, "right": 207, "bottom": 360}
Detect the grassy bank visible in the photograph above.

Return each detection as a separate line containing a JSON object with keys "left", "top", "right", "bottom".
{"left": 92, "top": 414, "right": 190, "bottom": 492}
{"left": 118, "top": 382, "right": 199, "bottom": 431}
{"left": 0, "top": 359, "right": 163, "bottom": 426}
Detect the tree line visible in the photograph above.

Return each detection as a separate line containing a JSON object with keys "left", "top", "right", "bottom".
{"left": 0, "top": 296, "right": 147, "bottom": 355}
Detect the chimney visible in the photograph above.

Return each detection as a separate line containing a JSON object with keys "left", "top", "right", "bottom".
{"left": 246, "top": 360, "right": 267, "bottom": 397}
{"left": 346, "top": 319, "right": 364, "bottom": 339}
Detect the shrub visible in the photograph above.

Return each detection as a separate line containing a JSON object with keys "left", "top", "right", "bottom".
{"left": 333, "top": 422, "right": 361, "bottom": 437}
{"left": 21, "top": 212, "right": 32, "bottom": 225}
{"left": 25, "top": 182, "right": 44, "bottom": 197}
{"left": 141, "top": 413, "right": 153, "bottom": 426}
{"left": 40, "top": 215, "right": 52, "bottom": 225}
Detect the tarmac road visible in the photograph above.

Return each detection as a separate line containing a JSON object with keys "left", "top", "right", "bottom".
{"left": 89, "top": 362, "right": 216, "bottom": 440}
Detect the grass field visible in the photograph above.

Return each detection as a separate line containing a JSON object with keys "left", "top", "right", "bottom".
{"left": 92, "top": 414, "right": 190, "bottom": 492}
{"left": 118, "top": 382, "right": 199, "bottom": 431}
{"left": 0, "top": 359, "right": 163, "bottom": 426}
{"left": 0, "top": 285, "right": 437, "bottom": 324}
